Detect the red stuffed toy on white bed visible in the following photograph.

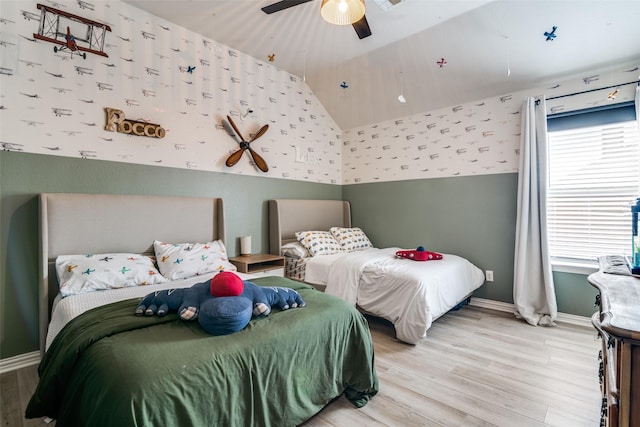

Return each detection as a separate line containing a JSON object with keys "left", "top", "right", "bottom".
{"left": 395, "top": 246, "right": 443, "bottom": 261}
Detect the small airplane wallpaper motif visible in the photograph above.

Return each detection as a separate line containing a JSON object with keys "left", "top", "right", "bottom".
{"left": 178, "top": 65, "right": 195, "bottom": 73}
{"left": 544, "top": 26, "right": 557, "bottom": 41}
{"left": 21, "top": 10, "right": 40, "bottom": 21}
{"left": 140, "top": 31, "right": 156, "bottom": 40}
{"left": 96, "top": 82, "right": 114, "bottom": 90}
{"left": 583, "top": 75, "right": 599, "bottom": 84}
{"left": 1, "top": 142, "right": 25, "bottom": 151}
{"left": 77, "top": 1, "right": 95, "bottom": 11}
{"left": 74, "top": 66, "right": 93, "bottom": 75}
{"left": 52, "top": 108, "right": 72, "bottom": 117}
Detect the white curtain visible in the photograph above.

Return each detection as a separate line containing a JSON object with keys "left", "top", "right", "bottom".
{"left": 513, "top": 96, "right": 557, "bottom": 326}
{"left": 636, "top": 82, "right": 639, "bottom": 133}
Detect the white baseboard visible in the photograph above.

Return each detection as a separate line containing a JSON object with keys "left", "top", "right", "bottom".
{"left": 469, "top": 297, "right": 592, "bottom": 328}
{"left": 0, "top": 351, "right": 40, "bottom": 374}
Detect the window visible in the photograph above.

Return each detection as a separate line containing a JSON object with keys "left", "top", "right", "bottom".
{"left": 547, "top": 102, "right": 640, "bottom": 265}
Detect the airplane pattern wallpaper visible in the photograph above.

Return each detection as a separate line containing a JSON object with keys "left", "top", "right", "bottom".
{"left": 1, "top": 0, "right": 638, "bottom": 185}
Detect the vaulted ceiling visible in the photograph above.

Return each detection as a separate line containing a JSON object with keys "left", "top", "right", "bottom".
{"left": 124, "top": 0, "right": 640, "bottom": 130}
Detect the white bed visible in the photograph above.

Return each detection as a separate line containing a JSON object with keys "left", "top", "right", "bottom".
{"left": 268, "top": 199, "right": 486, "bottom": 344}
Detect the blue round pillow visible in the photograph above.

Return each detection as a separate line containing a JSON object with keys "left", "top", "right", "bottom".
{"left": 198, "top": 296, "right": 252, "bottom": 335}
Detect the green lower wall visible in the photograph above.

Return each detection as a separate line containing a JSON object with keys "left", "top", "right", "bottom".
{"left": 1, "top": 152, "right": 596, "bottom": 359}
{"left": 343, "top": 175, "right": 596, "bottom": 318}
{"left": 0, "top": 151, "right": 341, "bottom": 358}
{"left": 343, "top": 175, "right": 518, "bottom": 305}
{"left": 553, "top": 271, "right": 599, "bottom": 318}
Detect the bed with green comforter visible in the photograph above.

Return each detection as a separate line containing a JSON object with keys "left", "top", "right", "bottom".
{"left": 26, "top": 277, "right": 378, "bottom": 426}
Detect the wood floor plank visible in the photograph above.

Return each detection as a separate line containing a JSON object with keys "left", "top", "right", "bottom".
{"left": 2, "top": 306, "right": 602, "bottom": 427}
{"left": 1, "top": 370, "right": 23, "bottom": 427}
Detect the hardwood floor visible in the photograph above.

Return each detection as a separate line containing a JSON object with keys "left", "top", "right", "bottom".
{"left": 2, "top": 306, "right": 601, "bottom": 427}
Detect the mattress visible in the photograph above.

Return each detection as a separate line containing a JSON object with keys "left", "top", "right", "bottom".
{"left": 46, "top": 271, "right": 260, "bottom": 350}
{"left": 304, "top": 247, "right": 485, "bottom": 344}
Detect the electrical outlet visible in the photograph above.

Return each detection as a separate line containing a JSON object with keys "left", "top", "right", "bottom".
{"left": 485, "top": 270, "right": 494, "bottom": 282}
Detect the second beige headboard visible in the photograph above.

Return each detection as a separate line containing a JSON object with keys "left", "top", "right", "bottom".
{"left": 268, "top": 199, "right": 351, "bottom": 255}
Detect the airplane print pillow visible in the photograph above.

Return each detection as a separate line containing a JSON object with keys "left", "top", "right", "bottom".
{"left": 330, "top": 227, "right": 374, "bottom": 252}
{"left": 295, "top": 231, "right": 343, "bottom": 257}
{"left": 56, "top": 253, "right": 167, "bottom": 297}
{"left": 280, "top": 242, "right": 310, "bottom": 259}
{"left": 153, "top": 239, "right": 237, "bottom": 280}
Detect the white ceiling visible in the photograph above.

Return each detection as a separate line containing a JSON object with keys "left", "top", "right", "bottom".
{"left": 124, "top": 0, "right": 640, "bottom": 130}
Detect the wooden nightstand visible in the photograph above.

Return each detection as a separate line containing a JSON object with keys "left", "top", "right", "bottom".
{"left": 230, "top": 254, "right": 285, "bottom": 280}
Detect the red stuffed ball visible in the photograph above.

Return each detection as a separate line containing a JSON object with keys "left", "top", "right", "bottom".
{"left": 210, "top": 271, "right": 244, "bottom": 297}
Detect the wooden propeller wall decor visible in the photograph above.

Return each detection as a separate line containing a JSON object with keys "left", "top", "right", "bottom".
{"left": 225, "top": 115, "right": 269, "bottom": 172}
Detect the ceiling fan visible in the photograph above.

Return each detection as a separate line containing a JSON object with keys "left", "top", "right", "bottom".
{"left": 225, "top": 115, "right": 269, "bottom": 172}
{"left": 261, "top": 0, "right": 372, "bottom": 39}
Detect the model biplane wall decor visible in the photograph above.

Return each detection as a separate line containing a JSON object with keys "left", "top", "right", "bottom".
{"left": 33, "top": 3, "right": 111, "bottom": 58}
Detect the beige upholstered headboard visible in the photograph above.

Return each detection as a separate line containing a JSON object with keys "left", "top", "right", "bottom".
{"left": 268, "top": 199, "right": 351, "bottom": 255}
{"left": 39, "top": 193, "right": 225, "bottom": 354}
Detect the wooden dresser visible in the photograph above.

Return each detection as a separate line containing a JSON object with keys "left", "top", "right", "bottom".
{"left": 589, "top": 272, "right": 640, "bottom": 427}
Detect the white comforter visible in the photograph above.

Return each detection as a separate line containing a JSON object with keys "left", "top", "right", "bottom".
{"left": 306, "top": 248, "right": 485, "bottom": 344}
{"left": 45, "top": 271, "right": 259, "bottom": 351}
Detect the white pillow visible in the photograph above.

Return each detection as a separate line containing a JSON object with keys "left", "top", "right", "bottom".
{"left": 56, "top": 253, "right": 167, "bottom": 297}
{"left": 281, "top": 242, "right": 310, "bottom": 259}
{"left": 330, "top": 227, "right": 374, "bottom": 252}
{"left": 153, "top": 240, "right": 236, "bottom": 280}
{"left": 295, "top": 230, "right": 343, "bottom": 257}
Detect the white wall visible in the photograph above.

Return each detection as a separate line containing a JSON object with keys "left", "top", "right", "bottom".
{"left": 343, "top": 61, "right": 639, "bottom": 184}
{"left": 0, "top": 0, "right": 342, "bottom": 184}
{"left": 1, "top": 1, "right": 637, "bottom": 187}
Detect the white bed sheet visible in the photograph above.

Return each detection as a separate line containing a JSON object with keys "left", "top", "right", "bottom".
{"left": 46, "top": 271, "right": 257, "bottom": 351}
{"left": 307, "top": 248, "right": 485, "bottom": 344}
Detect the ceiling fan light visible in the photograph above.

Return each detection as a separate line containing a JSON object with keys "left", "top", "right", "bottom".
{"left": 321, "top": 0, "right": 366, "bottom": 26}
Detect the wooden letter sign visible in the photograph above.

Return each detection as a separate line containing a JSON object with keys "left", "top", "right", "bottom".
{"left": 104, "top": 107, "right": 165, "bottom": 139}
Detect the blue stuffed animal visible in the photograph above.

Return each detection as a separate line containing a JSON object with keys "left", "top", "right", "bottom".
{"left": 135, "top": 272, "right": 305, "bottom": 336}
{"left": 135, "top": 280, "right": 211, "bottom": 320}
{"left": 261, "top": 286, "right": 306, "bottom": 311}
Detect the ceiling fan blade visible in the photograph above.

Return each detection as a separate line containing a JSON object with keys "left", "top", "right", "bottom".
{"left": 250, "top": 124, "right": 269, "bottom": 142}
{"left": 352, "top": 14, "right": 372, "bottom": 39}
{"left": 248, "top": 147, "right": 269, "bottom": 172}
{"left": 226, "top": 147, "right": 246, "bottom": 167}
{"left": 261, "top": 0, "right": 313, "bottom": 14}
{"left": 226, "top": 115, "right": 246, "bottom": 142}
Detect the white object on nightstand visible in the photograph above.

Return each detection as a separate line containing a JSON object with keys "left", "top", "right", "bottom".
{"left": 240, "top": 236, "right": 252, "bottom": 256}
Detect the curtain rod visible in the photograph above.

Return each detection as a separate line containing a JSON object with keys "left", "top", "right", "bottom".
{"left": 546, "top": 79, "right": 639, "bottom": 101}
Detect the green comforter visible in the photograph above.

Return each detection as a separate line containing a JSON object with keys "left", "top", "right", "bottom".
{"left": 26, "top": 277, "right": 378, "bottom": 426}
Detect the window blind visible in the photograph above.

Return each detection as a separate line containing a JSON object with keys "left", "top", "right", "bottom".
{"left": 547, "top": 119, "right": 640, "bottom": 262}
